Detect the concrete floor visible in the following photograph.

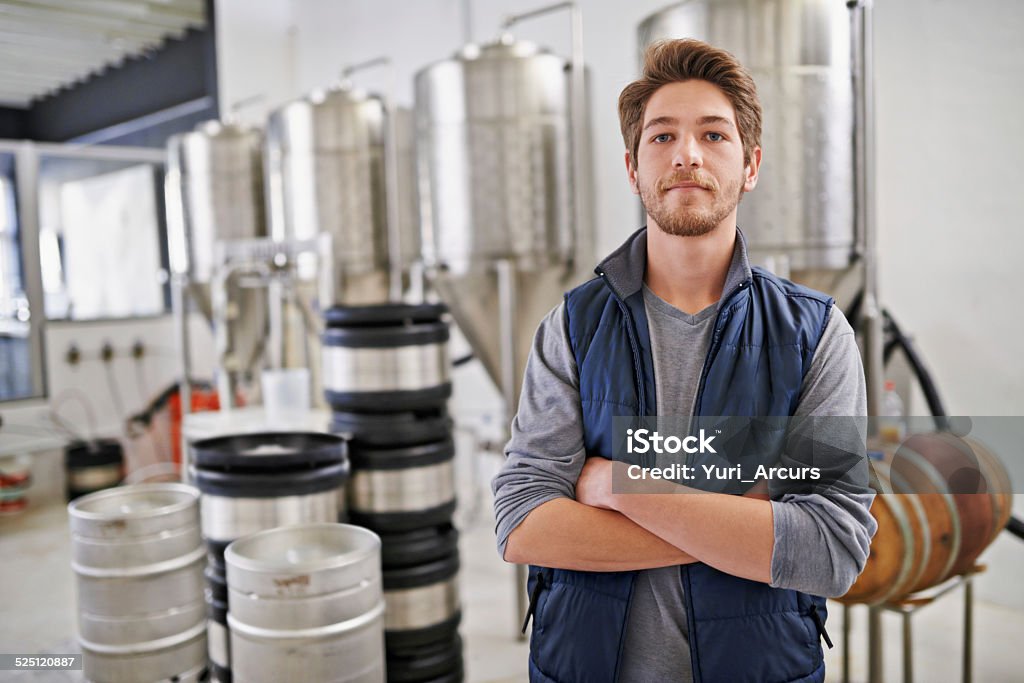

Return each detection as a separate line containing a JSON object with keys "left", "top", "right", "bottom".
{"left": 2, "top": 481, "right": 1023, "bottom": 682}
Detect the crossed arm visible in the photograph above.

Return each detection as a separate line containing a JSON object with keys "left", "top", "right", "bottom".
{"left": 504, "top": 458, "right": 774, "bottom": 582}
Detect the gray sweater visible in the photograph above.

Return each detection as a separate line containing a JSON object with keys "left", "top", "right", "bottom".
{"left": 491, "top": 240, "right": 877, "bottom": 681}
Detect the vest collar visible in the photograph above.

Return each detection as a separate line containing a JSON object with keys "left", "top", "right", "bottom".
{"left": 594, "top": 226, "right": 755, "bottom": 308}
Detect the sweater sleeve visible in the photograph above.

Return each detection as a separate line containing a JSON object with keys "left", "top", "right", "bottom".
{"left": 769, "top": 305, "right": 879, "bottom": 597}
{"left": 491, "top": 300, "right": 588, "bottom": 559}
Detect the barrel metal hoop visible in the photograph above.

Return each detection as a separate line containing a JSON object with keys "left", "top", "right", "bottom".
{"left": 79, "top": 619, "right": 206, "bottom": 655}
{"left": 227, "top": 600, "right": 385, "bottom": 640}
{"left": 72, "top": 545, "right": 205, "bottom": 579}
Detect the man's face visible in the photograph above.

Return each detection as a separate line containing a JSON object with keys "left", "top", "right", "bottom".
{"left": 627, "top": 79, "right": 760, "bottom": 237}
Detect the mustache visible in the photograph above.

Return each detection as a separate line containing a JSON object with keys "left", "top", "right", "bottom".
{"left": 658, "top": 171, "right": 719, "bottom": 193}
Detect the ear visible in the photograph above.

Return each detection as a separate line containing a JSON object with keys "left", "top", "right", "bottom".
{"left": 625, "top": 151, "right": 640, "bottom": 195}
{"left": 743, "top": 146, "right": 762, "bottom": 192}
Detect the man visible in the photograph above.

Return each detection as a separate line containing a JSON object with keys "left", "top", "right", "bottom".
{"left": 492, "top": 39, "right": 877, "bottom": 683}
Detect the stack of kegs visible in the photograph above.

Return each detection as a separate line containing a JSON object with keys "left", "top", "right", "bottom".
{"left": 323, "top": 303, "right": 463, "bottom": 682}
{"left": 190, "top": 432, "right": 349, "bottom": 682}
{"left": 68, "top": 483, "right": 207, "bottom": 682}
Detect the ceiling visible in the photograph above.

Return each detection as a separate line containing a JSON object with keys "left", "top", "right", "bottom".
{"left": 0, "top": 0, "right": 206, "bottom": 108}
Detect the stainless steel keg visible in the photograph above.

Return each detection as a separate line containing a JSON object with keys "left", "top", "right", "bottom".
{"left": 347, "top": 438, "right": 456, "bottom": 532}
{"left": 192, "top": 432, "right": 350, "bottom": 553}
{"left": 68, "top": 483, "right": 207, "bottom": 683}
{"left": 383, "top": 552, "right": 461, "bottom": 649}
{"left": 322, "top": 304, "right": 451, "bottom": 412}
{"left": 225, "top": 523, "right": 385, "bottom": 683}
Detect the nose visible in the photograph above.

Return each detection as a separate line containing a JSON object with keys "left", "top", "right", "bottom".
{"left": 672, "top": 134, "right": 702, "bottom": 169}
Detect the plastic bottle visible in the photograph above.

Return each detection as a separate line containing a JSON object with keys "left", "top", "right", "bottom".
{"left": 879, "top": 380, "right": 905, "bottom": 444}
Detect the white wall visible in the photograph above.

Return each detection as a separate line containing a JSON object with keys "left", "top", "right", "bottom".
{"left": 873, "top": 0, "right": 1024, "bottom": 416}
{"left": 215, "top": 0, "right": 297, "bottom": 125}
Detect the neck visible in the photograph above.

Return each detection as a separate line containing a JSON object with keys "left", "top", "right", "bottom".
{"left": 644, "top": 220, "right": 737, "bottom": 315}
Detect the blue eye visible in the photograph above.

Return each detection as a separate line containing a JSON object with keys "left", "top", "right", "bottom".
{"left": 653, "top": 133, "right": 672, "bottom": 143}
{"left": 706, "top": 132, "right": 724, "bottom": 142}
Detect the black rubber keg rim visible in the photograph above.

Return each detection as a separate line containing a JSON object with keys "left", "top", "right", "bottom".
{"left": 324, "top": 303, "right": 448, "bottom": 327}
{"left": 194, "top": 460, "right": 349, "bottom": 497}
{"left": 385, "top": 611, "right": 462, "bottom": 650}
{"left": 211, "top": 662, "right": 232, "bottom": 683}
{"left": 329, "top": 408, "right": 452, "bottom": 447}
{"left": 205, "top": 595, "right": 228, "bottom": 622}
{"left": 204, "top": 565, "right": 227, "bottom": 600}
{"left": 207, "top": 542, "right": 229, "bottom": 570}
{"left": 322, "top": 321, "right": 449, "bottom": 349}
{"left": 383, "top": 551, "right": 460, "bottom": 590}
{"left": 65, "top": 439, "right": 123, "bottom": 467}
{"left": 324, "top": 384, "right": 452, "bottom": 412}
{"left": 380, "top": 523, "right": 459, "bottom": 569}
{"left": 385, "top": 633, "right": 463, "bottom": 683}
{"left": 349, "top": 500, "right": 457, "bottom": 533}
{"left": 192, "top": 432, "right": 347, "bottom": 471}
{"left": 349, "top": 437, "right": 455, "bottom": 470}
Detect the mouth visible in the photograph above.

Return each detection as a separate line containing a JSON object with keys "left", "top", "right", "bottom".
{"left": 659, "top": 174, "right": 717, "bottom": 194}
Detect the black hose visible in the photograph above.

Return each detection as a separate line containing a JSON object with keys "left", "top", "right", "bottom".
{"left": 452, "top": 353, "right": 475, "bottom": 368}
{"left": 881, "top": 310, "right": 949, "bottom": 429}
{"left": 1008, "top": 516, "right": 1024, "bottom": 541}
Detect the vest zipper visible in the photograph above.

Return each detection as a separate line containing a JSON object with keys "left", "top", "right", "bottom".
{"left": 692, "top": 279, "right": 750, "bottom": 417}
{"left": 808, "top": 604, "right": 834, "bottom": 649}
{"left": 600, "top": 272, "right": 648, "bottom": 418}
{"left": 521, "top": 571, "right": 546, "bottom": 634}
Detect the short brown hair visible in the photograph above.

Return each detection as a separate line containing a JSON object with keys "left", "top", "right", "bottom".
{"left": 619, "top": 39, "right": 762, "bottom": 166}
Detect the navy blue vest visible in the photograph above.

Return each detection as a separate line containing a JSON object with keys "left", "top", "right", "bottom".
{"left": 526, "top": 229, "right": 834, "bottom": 683}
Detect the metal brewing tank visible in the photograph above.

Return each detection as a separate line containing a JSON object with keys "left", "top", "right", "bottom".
{"left": 166, "top": 121, "right": 267, "bottom": 284}
{"left": 414, "top": 36, "right": 589, "bottom": 401}
{"left": 165, "top": 121, "right": 269, "bottom": 376}
{"left": 417, "top": 37, "right": 575, "bottom": 270}
{"left": 639, "top": 0, "right": 857, "bottom": 273}
{"left": 265, "top": 84, "right": 419, "bottom": 305}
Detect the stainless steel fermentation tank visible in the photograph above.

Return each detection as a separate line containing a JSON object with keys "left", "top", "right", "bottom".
{"left": 415, "top": 24, "right": 591, "bottom": 413}
{"left": 638, "top": 0, "right": 883, "bottom": 409}
{"left": 166, "top": 121, "right": 270, "bottom": 391}
{"left": 640, "top": 0, "right": 856, "bottom": 275}
{"left": 265, "top": 82, "right": 420, "bottom": 305}
{"left": 414, "top": 2, "right": 593, "bottom": 637}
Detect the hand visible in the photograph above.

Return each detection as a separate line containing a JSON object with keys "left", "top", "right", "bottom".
{"left": 576, "top": 457, "right": 615, "bottom": 510}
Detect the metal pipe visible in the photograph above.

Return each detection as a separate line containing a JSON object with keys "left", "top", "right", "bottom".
{"left": 170, "top": 275, "right": 192, "bottom": 482}
{"left": 963, "top": 576, "right": 973, "bottom": 683}
{"left": 842, "top": 603, "right": 852, "bottom": 683}
{"left": 267, "top": 277, "right": 285, "bottom": 370}
{"left": 341, "top": 57, "right": 404, "bottom": 302}
{"left": 12, "top": 143, "right": 47, "bottom": 401}
{"left": 902, "top": 610, "right": 913, "bottom": 683}
{"left": 210, "top": 255, "right": 235, "bottom": 412}
{"left": 0, "top": 140, "right": 164, "bottom": 163}
{"left": 849, "top": 0, "right": 883, "bottom": 419}
{"left": 496, "top": 258, "right": 529, "bottom": 640}
{"left": 868, "top": 605, "right": 883, "bottom": 683}
{"left": 500, "top": 2, "right": 586, "bottom": 266}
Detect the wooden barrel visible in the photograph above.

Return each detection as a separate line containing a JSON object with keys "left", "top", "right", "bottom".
{"left": 838, "top": 433, "right": 1011, "bottom": 605}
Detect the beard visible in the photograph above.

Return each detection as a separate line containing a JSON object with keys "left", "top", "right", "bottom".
{"left": 638, "top": 168, "right": 745, "bottom": 237}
